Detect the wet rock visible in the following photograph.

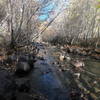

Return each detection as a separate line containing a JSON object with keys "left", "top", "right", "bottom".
{"left": 18, "top": 54, "right": 35, "bottom": 67}
{"left": 0, "top": 69, "right": 16, "bottom": 100}
{"left": 87, "top": 51, "right": 92, "bottom": 56}
{"left": 79, "top": 51, "right": 87, "bottom": 56}
{"left": 75, "top": 48, "right": 82, "bottom": 55}
{"left": 66, "top": 54, "right": 71, "bottom": 61}
{"left": 74, "top": 73, "right": 81, "bottom": 79}
{"left": 69, "top": 48, "right": 73, "bottom": 53}
{"left": 59, "top": 53, "right": 66, "bottom": 61}
{"left": 15, "top": 61, "right": 31, "bottom": 77}
{"left": 72, "top": 60, "right": 85, "bottom": 69}
{"left": 94, "top": 49, "right": 100, "bottom": 54}
{"left": 93, "top": 81, "right": 97, "bottom": 85}
{"left": 72, "top": 48, "right": 78, "bottom": 54}
{"left": 60, "top": 46, "right": 64, "bottom": 50}
{"left": 58, "top": 68, "right": 62, "bottom": 72}
{"left": 61, "top": 67, "right": 68, "bottom": 72}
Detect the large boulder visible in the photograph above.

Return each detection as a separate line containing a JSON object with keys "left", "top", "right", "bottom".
{"left": 15, "top": 61, "right": 31, "bottom": 77}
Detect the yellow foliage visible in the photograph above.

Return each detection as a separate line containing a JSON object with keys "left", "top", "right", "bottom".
{"left": 96, "top": 0, "right": 100, "bottom": 8}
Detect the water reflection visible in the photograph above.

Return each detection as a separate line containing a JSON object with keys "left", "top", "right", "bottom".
{"left": 31, "top": 56, "right": 68, "bottom": 100}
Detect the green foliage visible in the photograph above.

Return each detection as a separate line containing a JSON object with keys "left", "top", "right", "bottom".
{"left": 96, "top": 4, "right": 100, "bottom": 9}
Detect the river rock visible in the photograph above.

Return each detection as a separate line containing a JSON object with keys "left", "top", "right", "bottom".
{"left": 0, "top": 69, "right": 16, "bottom": 100}
{"left": 66, "top": 54, "right": 71, "bottom": 61}
{"left": 94, "top": 49, "right": 100, "bottom": 54}
{"left": 74, "top": 73, "right": 81, "bottom": 79}
{"left": 69, "top": 48, "right": 73, "bottom": 53}
{"left": 19, "top": 54, "right": 35, "bottom": 67}
{"left": 79, "top": 51, "right": 87, "bottom": 56}
{"left": 59, "top": 54, "right": 65, "bottom": 61}
{"left": 15, "top": 61, "right": 31, "bottom": 77}
{"left": 72, "top": 60, "right": 85, "bottom": 69}
{"left": 60, "top": 46, "right": 64, "bottom": 50}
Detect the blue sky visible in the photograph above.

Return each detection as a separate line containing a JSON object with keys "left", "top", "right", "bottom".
{"left": 38, "top": 0, "right": 69, "bottom": 21}
{"left": 39, "top": 2, "right": 55, "bottom": 21}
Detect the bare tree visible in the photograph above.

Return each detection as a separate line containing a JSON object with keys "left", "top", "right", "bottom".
{"left": 5, "top": 0, "right": 40, "bottom": 49}
{"left": 0, "top": 3, "right": 6, "bottom": 22}
{"left": 59, "top": 0, "right": 100, "bottom": 47}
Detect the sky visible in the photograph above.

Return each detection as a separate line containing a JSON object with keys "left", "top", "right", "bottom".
{"left": 38, "top": 0, "right": 69, "bottom": 21}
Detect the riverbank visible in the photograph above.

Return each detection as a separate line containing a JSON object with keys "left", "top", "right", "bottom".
{"left": 0, "top": 42, "right": 100, "bottom": 100}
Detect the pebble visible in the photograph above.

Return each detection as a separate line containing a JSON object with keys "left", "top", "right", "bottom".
{"left": 59, "top": 54, "right": 65, "bottom": 61}
{"left": 74, "top": 73, "right": 80, "bottom": 79}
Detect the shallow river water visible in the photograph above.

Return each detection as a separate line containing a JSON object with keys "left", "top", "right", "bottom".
{"left": 16, "top": 44, "right": 100, "bottom": 100}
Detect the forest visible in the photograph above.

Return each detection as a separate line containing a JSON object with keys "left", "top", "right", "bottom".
{"left": 0, "top": 0, "right": 100, "bottom": 100}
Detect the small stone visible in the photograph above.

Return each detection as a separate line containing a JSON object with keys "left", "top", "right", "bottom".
{"left": 88, "top": 51, "right": 92, "bottom": 55}
{"left": 93, "top": 81, "right": 97, "bottom": 85}
{"left": 59, "top": 54, "right": 65, "bottom": 61}
{"left": 58, "top": 68, "right": 62, "bottom": 72}
{"left": 74, "top": 73, "right": 80, "bottom": 79}
{"left": 72, "top": 60, "right": 85, "bottom": 68}
{"left": 60, "top": 46, "right": 64, "bottom": 50}
{"left": 80, "top": 51, "right": 87, "bottom": 56}
{"left": 66, "top": 56, "right": 71, "bottom": 61}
